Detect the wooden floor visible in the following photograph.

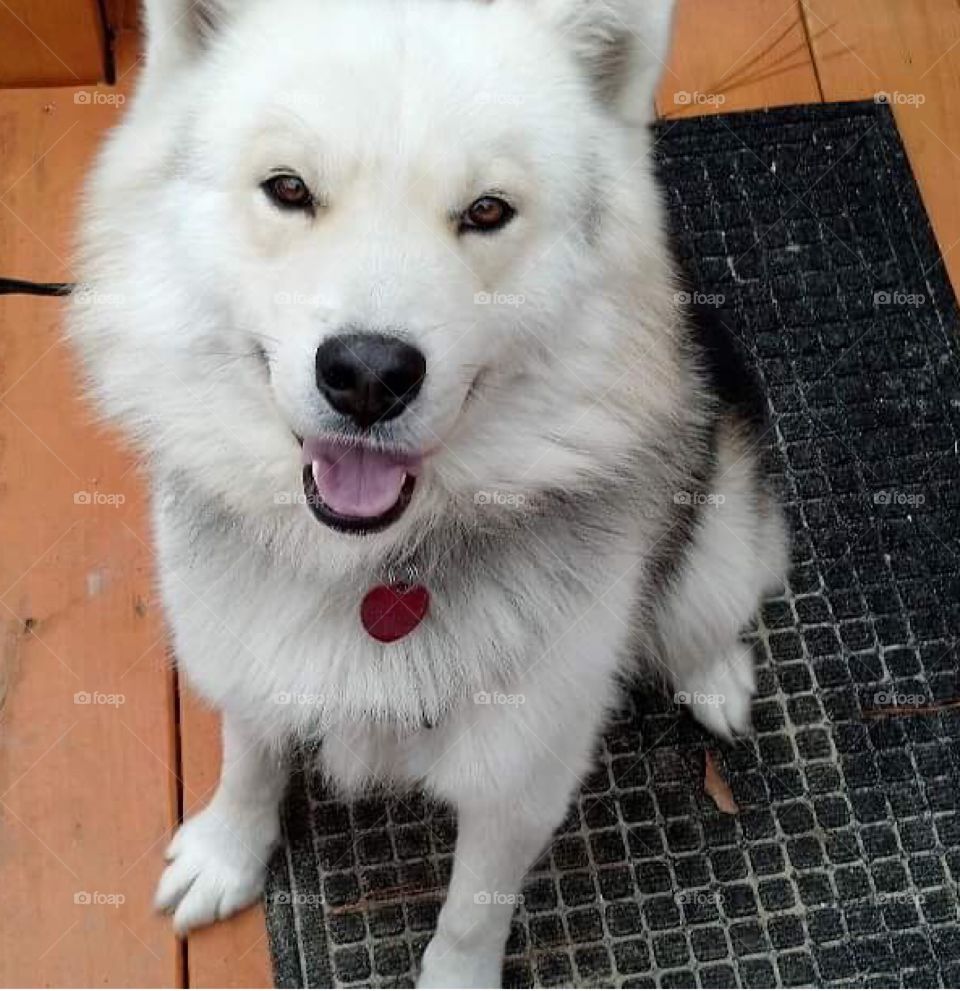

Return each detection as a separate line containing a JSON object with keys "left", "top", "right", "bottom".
{"left": 1, "top": 1, "right": 959, "bottom": 986}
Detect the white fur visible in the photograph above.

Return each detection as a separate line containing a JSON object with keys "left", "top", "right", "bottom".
{"left": 654, "top": 421, "right": 790, "bottom": 738}
{"left": 70, "top": 1, "right": 789, "bottom": 986}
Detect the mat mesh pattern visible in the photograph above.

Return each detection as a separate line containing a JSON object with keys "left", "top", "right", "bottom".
{"left": 265, "top": 101, "right": 960, "bottom": 988}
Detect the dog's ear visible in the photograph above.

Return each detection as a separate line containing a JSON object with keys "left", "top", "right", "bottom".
{"left": 141, "top": 0, "right": 247, "bottom": 78}
{"left": 529, "top": 0, "right": 677, "bottom": 124}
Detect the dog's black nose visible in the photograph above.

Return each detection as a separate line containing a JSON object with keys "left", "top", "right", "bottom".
{"left": 315, "top": 332, "right": 426, "bottom": 428}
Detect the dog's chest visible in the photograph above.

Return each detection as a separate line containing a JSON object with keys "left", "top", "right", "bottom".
{"left": 156, "top": 496, "right": 637, "bottom": 736}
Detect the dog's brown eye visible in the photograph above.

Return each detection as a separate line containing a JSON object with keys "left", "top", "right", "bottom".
{"left": 460, "top": 196, "right": 515, "bottom": 233}
{"left": 263, "top": 174, "right": 313, "bottom": 211}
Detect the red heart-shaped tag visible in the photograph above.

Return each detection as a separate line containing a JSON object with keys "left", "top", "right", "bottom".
{"left": 360, "top": 583, "right": 430, "bottom": 643}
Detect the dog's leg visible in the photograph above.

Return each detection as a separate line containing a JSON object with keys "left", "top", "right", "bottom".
{"left": 155, "top": 712, "right": 285, "bottom": 933}
{"left": 417, "top": 790, "right": 571, "bottom": 989}
{"left": 656, "top": 420, "right": 788, "bottom": 738}
{"left": 410, "top": 565, "right": 632, "bottom": 988}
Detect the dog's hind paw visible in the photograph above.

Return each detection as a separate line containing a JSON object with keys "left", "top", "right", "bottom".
{"left": 675, "top": 641, "right": 756, "bottom": 740}
{"left": 155, "top": 803, "right": 280, "bottom": 934}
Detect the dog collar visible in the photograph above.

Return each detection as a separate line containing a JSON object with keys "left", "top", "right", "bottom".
{"left": 361, "top": 583, "right": 430, "bottom": 642}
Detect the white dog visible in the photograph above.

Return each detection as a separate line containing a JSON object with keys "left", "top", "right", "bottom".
{"left": 70, "top": 0, "right": 788, "bottom": 985}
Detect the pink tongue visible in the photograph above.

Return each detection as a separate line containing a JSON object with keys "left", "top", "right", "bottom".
{"left": 303, "top": 439, "right": 414, "bottom": 518}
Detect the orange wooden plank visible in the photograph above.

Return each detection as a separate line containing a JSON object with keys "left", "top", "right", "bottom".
{"left": 657, "top": 0, "right": 822, "bottom": 118}
{"left": 0, "top": 67, "right": 180, "bottom": 987}
{"left": 180, "top": 696, "right": 275, "bottom": 989}
{"left": 803, "top": 0, "right": 960, "bottom": 298}
{"left": 0, "top": 26, "right": 272, "bottom": 984}
{"left": 0, "top": 0, "right": 107, "bottom": 87}
{"left": 107, "top": 0, "right": 140, "bottom": 33}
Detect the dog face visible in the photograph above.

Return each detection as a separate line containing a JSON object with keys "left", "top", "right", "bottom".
{"left": 73, "top": 0, "right": 675, "bottom": 539}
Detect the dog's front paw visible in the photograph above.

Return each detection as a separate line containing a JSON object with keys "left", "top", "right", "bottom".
{"left": 417, "top": 933, "right": 503, "bottom": 989}
{"left": 675, "top": 642, "right": 756, "bottom": 740}
{"left": 155, "top": 803, "right": 280, "bottom": 934}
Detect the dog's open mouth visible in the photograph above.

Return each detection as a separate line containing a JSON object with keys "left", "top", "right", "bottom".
{"left": 300, "top": 436, "right": 421, "bottom": 534}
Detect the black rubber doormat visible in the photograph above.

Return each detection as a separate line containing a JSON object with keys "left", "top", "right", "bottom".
{"left": 264, "top": 101, "right": 960, "bottom": 988}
